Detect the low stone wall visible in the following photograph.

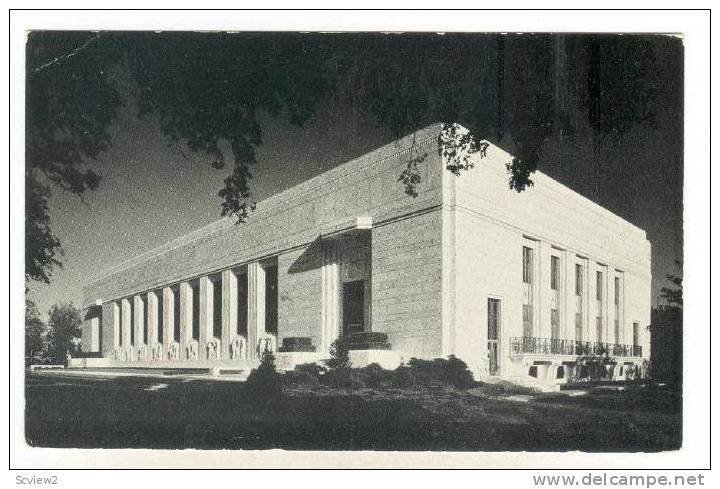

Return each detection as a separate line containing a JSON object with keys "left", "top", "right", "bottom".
{"left": 275, "top": 351, "right": 328, "bottom": 372}
{"left": 67, "top": 358, "right": 115, "bottom": 369}
{"left": 349, "top": 350, "right": 405, "bottom": 370}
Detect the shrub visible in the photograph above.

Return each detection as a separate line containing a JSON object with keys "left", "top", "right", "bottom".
{"left": 281, "top": 362, "right": 324, "bottom": 388}
{"left": 472, "top": 380, "right": 535, "bottom": 397}
{"left": 322, "top": 368, "right": 366, "bottom": 390}
{"left": 355, "top": 363, "right": 395, "bottom": 388}
{"left": 444, "top": 355, "right": 476, "bottom": 388}
{"left": 389, "top": 365, "right": 420, "bottom": 388}
{"left": 303, "top": 354, "right": 478, "bottom": 391}
{"left": 245, "top": 350, "right": 282, "bottom": 400}
{"left": 294, "top": 362, "right": 326, "bottom": 377}
{"left": 325, "top": 337, "right": 351, "bottom": 370}
{"left": 402, "top": 355, "right": 476, "bottom": 389}
{"left": 282, "top": 369, "right": 320, "bottom": 388}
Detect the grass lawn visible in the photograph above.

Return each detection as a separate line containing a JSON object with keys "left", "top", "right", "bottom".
{"left": 25, "top": 372, "right": 681, "bottom": 451}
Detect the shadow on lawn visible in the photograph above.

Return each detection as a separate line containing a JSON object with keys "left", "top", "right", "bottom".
{"left": 24, "top": 373, "right": 682, "bottom": 452}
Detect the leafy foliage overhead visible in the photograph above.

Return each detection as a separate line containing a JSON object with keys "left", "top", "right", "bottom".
{"left": 25, "top": 32, "right": 681, "bottom": 283}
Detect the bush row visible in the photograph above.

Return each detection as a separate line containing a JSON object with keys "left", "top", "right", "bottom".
{"left": 282, "top": 355, "right": 477, "bottom": 390}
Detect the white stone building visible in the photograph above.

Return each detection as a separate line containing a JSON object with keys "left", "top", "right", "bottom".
{"left": 78, "top": 123, "right": 651, "bottom": 386}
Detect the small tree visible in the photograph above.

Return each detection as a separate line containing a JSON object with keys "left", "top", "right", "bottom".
{"left": 325, "top": 337, "right": 351, "bottom": 370}
{"left": 245, "top": 349, "right": 282, "bottom": 400}
{"left": 25, "top": 299, "right": 48, "bottom": 366}
{"left": 46, "top": 303, "right": 82, "bottom": 364}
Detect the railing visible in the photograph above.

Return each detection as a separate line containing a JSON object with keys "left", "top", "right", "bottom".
{"left": 510, "top": 336, "right": 642, "bottom": 357}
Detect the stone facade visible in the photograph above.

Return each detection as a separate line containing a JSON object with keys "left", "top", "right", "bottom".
{"left": 78, "top": 123, "right": 651, "bottom": 386}
{"left": 444, "top": 138, "right": 651, "bottom": 386}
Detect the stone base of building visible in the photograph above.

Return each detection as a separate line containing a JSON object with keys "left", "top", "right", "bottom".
{"left": 505, "top": 354, "right": 649, "bottom": 389}
{"left": 67, "top": 357, "right": 260, "bottom": 371}
{"left": 348, "top": 349, "right": 405, "bottom": 370}
{"left": 275, "top": 349, "right": 405, "bottom": 372}
{"left": 275, "top": 351, "right": 328, "bottom": 372}
{"left": 68, "top": 348, "right": 406, "bottom": 374}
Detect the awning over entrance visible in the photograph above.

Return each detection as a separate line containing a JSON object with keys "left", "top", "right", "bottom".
{"left": 319, "top": 216, "right": 372, "bottom": 241}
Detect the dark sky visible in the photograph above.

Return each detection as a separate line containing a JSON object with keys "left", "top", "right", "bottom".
{"left": 28, "top": 100, "right": 396, "bottom": 316}
{"left": 27, "top": 34, "right": 683, "bottom": 318}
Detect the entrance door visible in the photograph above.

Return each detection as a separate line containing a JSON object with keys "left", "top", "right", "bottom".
{"left": 487, "top": 298, "right": 501, "bottom": 375}
{"left": 342, "top": 280, "right": 365, "bottom": 335}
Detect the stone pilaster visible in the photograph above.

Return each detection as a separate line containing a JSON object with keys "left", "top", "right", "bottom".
{"left": 247, "top": 262, "right": 266, "bottom": 359}
{"left": 588, "top": 264, "right": 595, "bottom": 342}
{"left": 603, "top": 265, "right": 610, "bottom": 343}
{"left": 107, "top": 301, "right": 120, "bottom": 352}
{"left": 147, "top": 291, "right": 159, "bottom": 346}
{"left": 198, "top": 276, "right": 213, "bottom": 357}
{"left": 581, "top": 257, "right": 591, "bottom": 343}
{"left": 133, "top": 295, "right": 145, "bottom": 348}
{"left": 321, "top": 241, "right": 339, "bottom": 352}
{"left": 179, "top": 281, "right": 193, "bottom": 353}
{"left": 618, "top": 273, "right": 626, "bottom": 345}
{"left": 162, "top": 287, "right": 174, "bottom": 347}
{"left": 563, "top": 251, "right": 576, "bottom": 341}
{"left": 91, "top": 316, "right": 100, "bottom": 352}
{"left": 221, "top": 269, "right": 238, "bottom": 358}
{"left": 121, "top": 298, "right": 132, "bottom": 347}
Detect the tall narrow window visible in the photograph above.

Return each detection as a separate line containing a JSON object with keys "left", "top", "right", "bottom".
{"left": 143, "top": 296, "right": 148, "bottom": 344}
{"left": 265, "top": 265, "right": 278, "bottom": 335}
{"left": 118, "top": 302, "right": 123, "bottom": 347}
{"left": 157, "top": 290, "right": 164, "bottom": 344}
{"left": 129, "top": 298, "right": 135, "bottom": 346}
{"left": 522, "top": 246, "right": 534, "bottom": 338}
{"left": 237, "top": 272, "right": 248, "bottom": 336}
{"left": 632, "top": 321, "right": 640, "bottom": 356}
{"left": 575, "top": 264, "right": 584, "bottom": 342}
{"left": 550, "top": 255, "right": 560, "bottom": 340}
{"left": 173, "top": 286, "right": 181, "bottom": 343}
{"left": 596, "top": 270, "right": 604, "bottom": 343}
{"left": 522, "top": 304, "right": 533, "bottom": 337}
{"left": 633, "top": 322, "right": 639, "bottom": 346}
{"left": 551, "top": 256, "right": 560, "bottom": 291}
{"left": 575, "top": 264, "right": 584, "bottom": 296}
{"left": 487, "top": 298, "right": 501, "bottom": 375}
{"left": 614, "top": 277, "right": 620, "bottom": 344}
{"left": 522, "top": 246, "right": 534, "bottom": 284}
{"left": 212, "top": 276, "right": 222, "bottom": 339}
{"left": 191, "top": 282, "right": 200, "bottom": 340}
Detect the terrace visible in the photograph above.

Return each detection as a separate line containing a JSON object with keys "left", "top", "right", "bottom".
{"left": 510, "top": 337, "right": 643, "bottom": 358}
